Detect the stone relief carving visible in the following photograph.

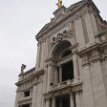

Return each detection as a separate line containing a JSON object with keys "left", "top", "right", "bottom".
{"left": 53, "top": 30, "right": 68, "bottom": 41}
{"left": 81, "top": 48, "right": 102, "bottom": 66}
{"left": 51, "top": 30, "right": 69, "bottom": 46}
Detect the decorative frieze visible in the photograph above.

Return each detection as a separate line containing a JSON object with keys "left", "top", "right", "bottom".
{"left": 79, "top": 47, "right": 101, "bottom": 66}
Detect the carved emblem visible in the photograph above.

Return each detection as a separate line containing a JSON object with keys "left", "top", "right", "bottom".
{"left": 52, "top": 30, "right": 68, "bottom": 44}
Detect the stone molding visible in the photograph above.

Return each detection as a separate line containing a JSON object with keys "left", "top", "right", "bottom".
{"left": 44, "top": 81, "right": 82, "bottom": 99}
{"left": 78, "top": 42, "right": 107, "bottom": 66}
{"left": 16, "top": 70, "right": 44, "bottom": 92}
{"left": 18, "top": 97, "right": 32, "bottom": 106}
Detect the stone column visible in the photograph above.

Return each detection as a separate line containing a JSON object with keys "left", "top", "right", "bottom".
{"left": 70, "top": 92, "right": 74, "bottom": 107}
{"left": 72, "top": 53, "right": 79, "bottom": 82}
{"left": 74, "top": 17, "right": 85, "bottom": 49}
{"left": 82, "top": 63, "right": 94, "bottom": 107}
{"left": 47, "top": 65, "right": 50, "bottom": 91}
{"left": 36, "top": 42, "right": 42, "bottom": 69}
{"left": 75, "top": 92, "right": 81, "bottom": 107}
{"left": 45, "top": 99, "right": 50, "bottom": 107}
{"left": 32, "top": 85, "right": 37, "bottom": 107}
{"left": 52, "top": 97, "right": 56, "bottom": 107}
{"left": 54, "top": 68, "right": 58, "bottom": 84}
{"left": 84, "top": 12, "right": 95, "bottom": 44}
{"left": 90, "top": 61, "right": 107, "bottom": 107}
{"left": 47, "top": 61, "right": 53, "bottom": 91}
{"left": 90, "top": 12, "right": 99, "bottom": 36}
{"left": 59, "top": 66, "right": 62, "bottom": 83}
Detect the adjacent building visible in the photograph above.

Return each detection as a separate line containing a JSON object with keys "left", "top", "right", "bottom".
{"left": 15, "top": 0, "right": 107, "bottom": 107}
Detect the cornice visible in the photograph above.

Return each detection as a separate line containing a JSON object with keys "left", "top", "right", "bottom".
{"left": 18, "top": 97, "right": 32, "bottom": 106}
{"left": 78, "top": 41, "right": 107, "bottom": 66}
{"left": 78, "top": 42, "right": 100, "bottom": 56}
{"left": 16, "top": 70, "right": 44, "bottom": 86}
{"left": 44, "top": 81, "right": 83, "bottom": 99}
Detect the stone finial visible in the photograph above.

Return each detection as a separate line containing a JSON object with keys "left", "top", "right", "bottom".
{"left": 21, "top": 64, "right": 26, "bottom": 73}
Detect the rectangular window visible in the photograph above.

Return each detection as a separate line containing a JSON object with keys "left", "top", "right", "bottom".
{"left": 24, "top": 91, "right": 30, "bottom": 97}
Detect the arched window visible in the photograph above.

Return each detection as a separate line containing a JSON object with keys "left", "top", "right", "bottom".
{"left": 52, "top": 40, "right": 74, "bottom": 83}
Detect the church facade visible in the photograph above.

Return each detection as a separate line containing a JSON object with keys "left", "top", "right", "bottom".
{"left": 15, "top": 0, "right": 107, "bottom": 107}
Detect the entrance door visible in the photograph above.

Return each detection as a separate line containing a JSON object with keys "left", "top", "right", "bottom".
{"left": 56, "top": 94, "right": 70, "bottom": 107}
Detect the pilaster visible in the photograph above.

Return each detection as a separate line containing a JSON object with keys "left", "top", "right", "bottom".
{"left": 45, "top": 99, "right": 50, "bottom": 107}
{"left": 84, "top": 12, "right": 95, "bottom": 44}
{"left": 46, "top": 59, "right": 55, "bottom": 91}
{"left": 59, "top": 66, "right": 62, "bottom": 83}
{"left": 32, "top": 85, "right": 37, "bottom": 107}
{"left": 75, "top": 92, "right": 81, "bottom": 107}
{"left": 36, "top": 42, "right": 41, "bottom": 70}
{"left": 70, "top": 92, "right": 74, "bottom": 107}
{"left": 52, "top": 97, "right": 56, "bottom": 107}
{"left": 90, "top": 61, "right": 107, "bottom": 107}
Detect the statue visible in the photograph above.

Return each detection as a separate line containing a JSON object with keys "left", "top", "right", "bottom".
{"left": 57, "top": 0, "right": 62, "bottom": 8}
{"left": 21, "top": 64, "right": 26, "bottom": 73}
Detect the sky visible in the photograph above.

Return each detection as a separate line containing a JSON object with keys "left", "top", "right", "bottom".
{"left": 0, "top": 0, "right": 107, "bottom": 107}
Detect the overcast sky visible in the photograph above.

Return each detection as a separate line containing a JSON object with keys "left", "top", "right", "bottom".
{"left": 0, "top": 0, "right": 106, "bottom": 107}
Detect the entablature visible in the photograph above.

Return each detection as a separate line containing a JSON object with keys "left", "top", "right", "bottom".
{"left": 16, "top": 70, "right": 44, "bottom": 88}
{"left": 78, "top": 41, "right": 107, "bottom": 66}
{"left": 18, "top": 97, "right": 32, "bottom": 106}
{"left": 44, "top": 81, "right": 82, "bottom": 99}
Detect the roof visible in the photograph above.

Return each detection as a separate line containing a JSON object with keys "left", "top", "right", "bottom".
{"left": 35, "top": 0, "right": 100, "bottom": 39}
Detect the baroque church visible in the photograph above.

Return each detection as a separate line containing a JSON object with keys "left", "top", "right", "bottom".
{"left": 15, "top": 0, "right": 107, "bottom": 107}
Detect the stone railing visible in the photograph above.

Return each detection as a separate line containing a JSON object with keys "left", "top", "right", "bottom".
{"left": 52, "top": 79, "right": 74, "bottom": 89}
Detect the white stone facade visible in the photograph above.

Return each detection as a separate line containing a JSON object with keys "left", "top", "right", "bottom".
{"left": 15, "top": 0, "right": 107, "bottom": 107}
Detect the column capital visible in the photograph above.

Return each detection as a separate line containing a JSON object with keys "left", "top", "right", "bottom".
{"left": 45, "top": 58, "right": 57, "bottom": 67}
